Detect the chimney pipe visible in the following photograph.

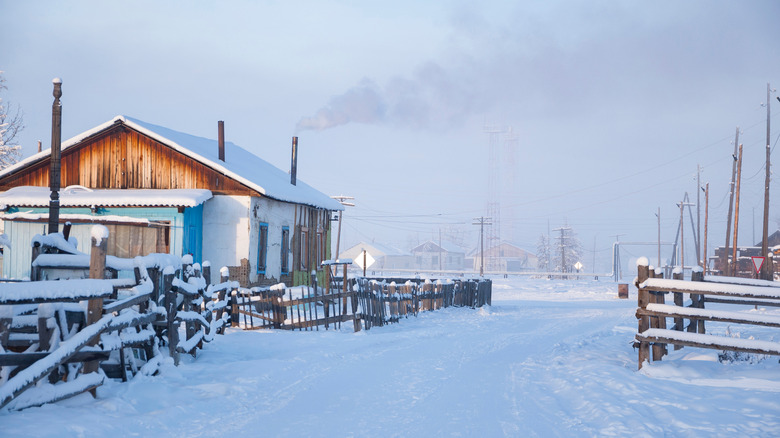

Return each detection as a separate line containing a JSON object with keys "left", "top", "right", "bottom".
{"left": 290, "top": 136, "right": 298, "bottom": 186}
{"left": 38, "top": 140, "right": 42, "bottom": 153}
{"left": 218, "top": 120, "right": 225, "bottom": 161}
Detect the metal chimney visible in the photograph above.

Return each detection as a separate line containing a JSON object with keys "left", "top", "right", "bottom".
{"left": 218, "top": 120, "right": 225, "bottom": 161}
{"left": 290, "top": 136, "right": 298, "bottom": 186}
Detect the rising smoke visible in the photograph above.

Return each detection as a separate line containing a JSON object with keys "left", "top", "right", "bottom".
{"left": 295, "top": 62, "right": 479, "bottom": 133}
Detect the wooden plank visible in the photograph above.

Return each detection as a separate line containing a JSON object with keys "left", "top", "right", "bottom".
{"left": 704, "top": 297, "right": 780, "bottom": 308}
{"left": 636, "top": 331, "right": 780, "bottom": 356}
{"left": 0, "top": 314, "right": 113, "bottom": 410}
{"left": 0, "top": 350, "right": 111, "bottom": 367}
{"left": 636, "top": 307, "right": 780, "bottom": 328}
{"left": 280, "top": 313, "right": 356, "bottom": 330}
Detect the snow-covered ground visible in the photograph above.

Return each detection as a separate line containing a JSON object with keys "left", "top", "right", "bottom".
{"left": 2, "top": 277, "right": 779, "bottom": 437}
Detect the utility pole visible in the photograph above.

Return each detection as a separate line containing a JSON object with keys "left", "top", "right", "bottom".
{"left": 655, "top": 208, "right": 661, "bottom": 268}
{"left": 703, "top": 183, "right": 709, "bottom": 273}
{"left": 553, "top": 226, "right": 572, "bottom": 278}
{"left": 723, "top": 127, "right": 739, "bottom": 274}
{"left": 761, "top": 83, "right": 773, "bottom": 280}
{"left": 677, "top": 199, "right": 695, "bottom": 275}
{"left": 612, "top": 234, "right": 626, "bottom": 281}
{"left": 330, "top": 195, "right": 355, "bottom": 274}
{"left": 697, "top": 164, "right": 701, "bottom": 266}
{"left": 439, "top": 228, "right": 442, "bottom": 271}
{"left": 473, "top": 217, "right": 492, "bottom": 276}
{"left": 732, "top": 144, "right": 744, "bottom": 276}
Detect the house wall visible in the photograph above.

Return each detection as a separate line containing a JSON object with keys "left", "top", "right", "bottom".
{"left": 202, "top": 195, "right": 251, "bottom": 276}
{"left": 0, "top": 126, "right": 257, "bottom": 196}
{"left": 2, "top": 206, "right": 188, "bottom": 279}
{"left": 247, "top": 196, "right": 295, "bottom": 284}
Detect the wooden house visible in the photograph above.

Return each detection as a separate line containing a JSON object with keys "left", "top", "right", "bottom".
{"left": 0, "top": 115, "right": 342, "bottom": 285}
{"left": 469, "top": 242, "right": 537, "bottom": 272}
{"left": 410, "top": 240, "right": 466, "bottom": 271}
{"left": 339, "top": 241, "right": 413, "bottom": 271}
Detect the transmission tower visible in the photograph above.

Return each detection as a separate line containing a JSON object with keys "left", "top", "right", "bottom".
{"left": 484, "top": 122, "right": 504, "bottom": 271}
{"left": 504, "top": 126, "right": 519, "bottom": 244}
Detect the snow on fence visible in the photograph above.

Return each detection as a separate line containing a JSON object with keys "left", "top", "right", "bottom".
{"left": 230, "top": 262, "right": 492, "bottom": 332}
{"left": 634, "top": 258, "right": 780, "bottom": 370}
{"left": 0, "top": 231, "right": 237, "bottom": 411}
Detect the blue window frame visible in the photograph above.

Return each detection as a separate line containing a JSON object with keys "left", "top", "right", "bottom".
{"left": 281, "top": 226, "right": 290, "bottom": 275}
{"left": 257, "top": 222, "right": 269, "bottom": 274}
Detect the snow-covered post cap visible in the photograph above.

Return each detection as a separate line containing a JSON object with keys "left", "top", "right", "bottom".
{"left": 635, "top": 256, "right": 649, "bottom": 268}
{"left": 52, "top": 77, "right": 62, "bottom": 84}
{"left": 91, "top": 224, "right": 109, "bottom": 247}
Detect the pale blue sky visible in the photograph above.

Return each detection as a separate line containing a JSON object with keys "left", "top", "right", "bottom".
{"left": 2, "top": 0, "right": 779, "bottom": 272}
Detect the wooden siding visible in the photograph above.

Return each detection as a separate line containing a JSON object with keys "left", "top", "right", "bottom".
{"left": 0, "top": 125, "right": 260, "bottom": 196}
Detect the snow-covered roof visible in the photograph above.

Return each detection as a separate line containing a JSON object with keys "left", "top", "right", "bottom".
{"left": 0, "top": 186, "right": 212, "bottom": 208}
{"left": 411, "top": 240, "right": 466, "bottom": 254}
{"left": 0, "top": 115, "right": 342, "bottom": 211}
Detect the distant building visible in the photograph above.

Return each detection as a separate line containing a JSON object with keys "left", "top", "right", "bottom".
{"left": 339, "top": 242, "right": 413, "bottom": 271}
{"left": 409, "top": 240, "right": 467, "bottom": 271}
{"left": 469, "top": 242, "right": 537, "bottom": 272}
{"left": 709, "top": 230, "right": 780, "bottom": 277}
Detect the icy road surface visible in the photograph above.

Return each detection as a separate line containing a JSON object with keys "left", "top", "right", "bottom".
{"left": 3, "top": 277, "right": 779, "bottom": 437}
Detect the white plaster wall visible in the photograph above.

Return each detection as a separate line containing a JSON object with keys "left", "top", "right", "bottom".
{"left": 202, "top": 195, "right": 251, "bottom": 273}
{"left": 247, "top": 197, "right": 296, "bottom": 283}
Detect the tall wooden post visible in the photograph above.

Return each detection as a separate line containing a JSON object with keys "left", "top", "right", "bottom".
{"left": 637, "top": 261, "right": 651, "bottom": 369}
{"left": 83, "top": 226, "right": 108, "bottom": 395}
{"left": 732, "top": 144, "right": 743, "bottom": 277}
{"left": 761, "top": 83, "right": 772, "bottom": 280}
{"left": 723, "top": 127, "right": 739, "bottom": 274}
{"left": 703, "top": 183, "right": 709, "bottom": 274}
{"left": 697, "top": 165, "right": 701, "bottom": 266}
{"left": 48, "top": 78, "right": 62, "bottom": 234}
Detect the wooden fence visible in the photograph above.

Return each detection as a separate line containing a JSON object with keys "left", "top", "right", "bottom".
{"left": 634, "top": 259, "right": 780, "bottom": 370}
{"left": 0, "top": 232, "right": 237, "bottom": 411}
{"left": 230, "top": 266, "right": 492, "bottom": 332}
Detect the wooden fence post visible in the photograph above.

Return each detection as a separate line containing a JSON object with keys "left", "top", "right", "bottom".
{"left": 231, "top": 290, "right": 239, "bottom": 328}
{"left": 636, "top": 260, "right": 651, "bottom": 369}
{"left": 691, "top": 268, "right": 705, "bottom": 334}
{"left": 163, "top": 269, "right": 179, "bottom": 366}
{"left": 83, "top": 226, "right": 108, "bottom": 394}
{"left": 672, "top": 268, "right": 684, "bottom": 350}
{"left": 649, "top": 267, "right": 667, "bottom": 361}
{"left": 215, "top": 269, "right": 229, "bottom": 334}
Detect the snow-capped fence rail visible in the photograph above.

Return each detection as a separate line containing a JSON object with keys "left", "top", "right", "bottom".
{"left": 229, "top": 267, "right": 493, "bottom": 332}
{"left": 355, "top": 277, "right": 492, "bottom": 329}
{"left": 634, "top": 258, "right": 780, "bottom": 370}
{"left": 0, "top": 230, "right": 237, "bottom": 411}
{"left": 230, "top": 262, "right": 361, "bottom": 331}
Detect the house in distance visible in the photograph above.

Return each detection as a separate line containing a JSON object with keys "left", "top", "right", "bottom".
{"left": 0, "top": 115, "right": 342, "bottom": 286}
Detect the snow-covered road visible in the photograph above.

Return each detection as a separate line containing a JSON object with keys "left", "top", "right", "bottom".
{"left": 2, "top": 278, "right": 779, "bottom": 437}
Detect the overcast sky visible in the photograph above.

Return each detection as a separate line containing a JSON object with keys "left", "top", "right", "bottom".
{"left": 2, "top": 1, "right": 780, "bottom": 273}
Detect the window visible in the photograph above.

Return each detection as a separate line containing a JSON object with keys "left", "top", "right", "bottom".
{"left": 281, "top": 227, "right": 290, "bottom": 275}
{"left": 299, "top": 227, "right": 309, "bottom": 271}
{"left": 257, "top": 223, "right": 268, "bottom": 274}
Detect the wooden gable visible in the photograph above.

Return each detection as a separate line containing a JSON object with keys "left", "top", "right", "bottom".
{"left": 0, "top": 123, "right": 261, "bottom": 196}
